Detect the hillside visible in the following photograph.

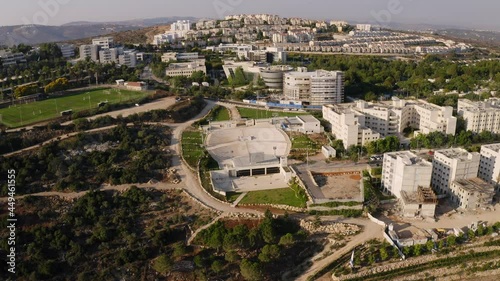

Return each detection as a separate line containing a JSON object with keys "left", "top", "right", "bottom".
{"left": 0, "top": 24, "right": 143, "bottom": 46}
{"left": 66, "top": 25, "right": 171, "bottom": 46}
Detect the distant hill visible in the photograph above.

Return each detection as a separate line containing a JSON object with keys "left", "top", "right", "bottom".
{"left": 0, "top": 24, "right": 142, "bottom": 46}
{"left": 65, "top": 25, "right": 171, "bottom": 46}
{"left": 62, "top": 17, "right": 198, "bottom": 27}
{"left": 0, "top": 17, "right": 198, "bottom": 46}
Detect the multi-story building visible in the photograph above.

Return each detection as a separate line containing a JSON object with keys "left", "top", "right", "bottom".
{"left": 58, "top": 44, "right": 75, "bottom": 58}
{"left": 322, "top": 103, "right": 381, "bottom": 148}
{"left": 382, "top": 151, "right": 433, "bottom": 198}
{"left": 171, "top": 20, "right": 191, "bottom": 32}
{"left": 323, "top": 98, "right": 456, "bottom": 148}
{"left": 119, "top": 50, "right": 137, "bottom": 68}
{"left": 382, "top": 151, "right": 437, "bottom": 217}
{"left": 99, "top": 48, "right": 122, "bottom": 64}
{"left": 457, "top": 98, "right": 500, "bottom": 134}
{"left": 449, "top": 178, "right": 495, "bottom": 210}
{"left": 431, "top": 148, "right": 480, "bottom": 195}
{"left": 259, "top": 65, "right": 294, "bottom": 91}
{"left": 284, "top": 68, "right": 344, "bottom": 106}
{"left": 92, "top": 37, "right": 114, "bottom": 49}
{"left": 479, "top": 143, "right": 500, "bottom": 192}
{"left": 79, "top": 45, "right": 99, "bottom": 61}
{"left": 153, "top": 20, "right": 191, "bottom": 45}
{"left": 165, "top": 59, "right": 206, "bottom": 77}
{"left": 0, "top": 51, "right": 27, "bottom": 67}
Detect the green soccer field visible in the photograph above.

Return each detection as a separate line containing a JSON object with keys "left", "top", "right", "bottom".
{"left": 0, "top": 88, "right": 149, "bottom": 128}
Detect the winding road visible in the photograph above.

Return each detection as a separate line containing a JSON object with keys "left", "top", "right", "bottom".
{"left": 1, "top": 97, "right": 384, "bottom": 281}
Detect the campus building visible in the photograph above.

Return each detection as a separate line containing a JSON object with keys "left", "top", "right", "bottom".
{"left": 259, "top": 65, "right": 294, "bottom": 90}
{"left": 449, "top": 178, "right": 495, "bottom": 210}
{"left": 431, "top": 148, "right": 480, "bottom": 195}
{"left": 457, "top": 98, "right": 500, "bottom": 134}
{"left": 284, "top": 68, "right": 344, "bottom": 106}
{"left": 381, "top": 151, "right": 437, "bottom": 217}
{"left": 79, "top": 45, "right": 99, "bottom": 61}
{"left": 92, "top": 37, "right": 114, "bottom": 49}
{"left": 479, "top": 143, "right": 500, "bottom": 192}
{"left": 58, "top": 44, "right": 75, "bottom": 58}
{"left": 323, "top": 97, "right": 457, "bottom": 148}
{"left": 165, "top": 59, "right": 206, "bottom": 77}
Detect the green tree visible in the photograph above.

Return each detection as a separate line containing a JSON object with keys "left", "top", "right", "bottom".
{"left": 153, "top": 254, "right": 173, "bottom": 273}
{"left": 211, "top": 260, "right": 224, "bottom": 273}
{"left": 379, "top": 246, "right": 389, "bottom": 261}
{"left": 279, "top": 233, "right": 295, "bottom": 246}
{"left": 260, "top": 210, "right": 277, "bottom": 244}
{"left": 240, "top": 259, "right": 263, "bottom": 281}
{"left": 447, "top": 235, "right": 457, "bottom": 247}
{"left": 258, "top": 244, "right": 281, "bottom": 263}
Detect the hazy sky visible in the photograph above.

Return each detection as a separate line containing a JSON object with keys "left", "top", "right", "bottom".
{"left": 1, "top": 0, "right": 499, "bottom": 30}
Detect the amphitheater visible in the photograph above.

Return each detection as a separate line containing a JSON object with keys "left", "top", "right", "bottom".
{"left": 205, "top": 120, "right": 294, "bottom": 194}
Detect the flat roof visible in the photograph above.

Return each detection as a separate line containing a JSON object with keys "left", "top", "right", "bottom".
{"left": 481, "top": 143, "right": 500, "bottom": 153}
{"left": 435, "top": 148, "right": 479, "bottom": 161}
{"left": 297, "top": 115, "right": 319, "bottom": 123}
{"left": 385, "top": 151, "right": 431, "bottom": 167}
{"left": 452, "top": 178, "right": 495, "bottom": 194}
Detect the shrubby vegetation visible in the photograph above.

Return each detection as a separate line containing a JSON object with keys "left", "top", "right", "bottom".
{"left": 290, "top": 54, "right": 500, "bottom": 98}
{"left": 193, "top": 210, "right": 321, "bottom": 280}
{"left": 0, "top": 188, "right": 213, "bottom": 280}
{"left": 0, "top": 124, "right": 171, "bottom": 195}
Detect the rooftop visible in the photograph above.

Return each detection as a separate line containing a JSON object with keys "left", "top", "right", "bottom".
{"left": 385, "top": 151, "right": 432, "bottom": 167}
{"left": 435, "top": 148, "right": 479, "bottom": 161}
{"left": 452, "top": 178, "right": 496, "bottom": 194}
{"left": 481, "top": 143, "right": 500, "bottom": 153}
{"left": 297, "top": 115, "right": 320, "bottom": 123}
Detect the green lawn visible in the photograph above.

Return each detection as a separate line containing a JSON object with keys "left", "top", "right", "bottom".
{"left": 181, "top": 130, "right": 205, "bottom": 169}
{"left": 226, "top": 192, "right": 243, "bottom": 203}
{"left": 291, "top": 135, "right": 320, "bottom": 149}
{"left": 237, "top": 107, "right": 307, "bottom": 119}
{"left": 0, "top": 88, "right": 148, "bottom": 127}
{"left": 213, "top": 106, "right": 231, "bottom": 121}
{"left": 239, "top": 187, "right": 307, "bottom": 208}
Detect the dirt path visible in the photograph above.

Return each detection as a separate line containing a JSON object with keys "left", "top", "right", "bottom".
{"left": 291, "top": 217, "right": 384, "bottom": 281}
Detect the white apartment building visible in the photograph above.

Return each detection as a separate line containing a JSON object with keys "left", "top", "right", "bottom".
{"left": 58, "top": 44, "right": 75, "bottom": 58}
{"left": 0, "top": 52, "right": 26, "bottom": 67}
{"left": 92, "top": 37, "right": 114, "bottom": 49}
{"left": 322, "top": 104, "right": 381, "bottom": 148}
{"left": 479, "top": 143, "right": 500, "bottom": 192}
{"left": 171, "top": 20, "right": 191, "bottom": 32}
{"left": 323, "top": 98, "right": 456, "bottom": 148}
{"left": 431, "top": 148, "right": 480, "bottom": 195}
{"left": 284, "top": 68, "right": 344, "bottom": 106}
{"left": 153, "top": 20, "right": 191, "bottom": 45}
{"left": 457, "top": 98, "right": 500, "bottom": 134}
{"left": 382, "top": 151, "right": 436, "bottom": 217}
{"left": 79, "top": 45, "right": 99, "bottom": 61}
{"left": 165, "top": 59, "right": 206, "bottom": 77}
{"left": 99, "top": 48, "right": 122, "bottom": 64}
{"left": 119, "top": 50, "right": 137, "bottom": 68}
{"left": 382, "top": 151, "right": 433, "bottom": 198}
{"left": 449, "top": 178, "right": 495, "bottom": 210}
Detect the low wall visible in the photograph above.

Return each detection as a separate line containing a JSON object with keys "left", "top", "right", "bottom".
{"left": 367, "top": 213, "right": 387, "bottom": 227}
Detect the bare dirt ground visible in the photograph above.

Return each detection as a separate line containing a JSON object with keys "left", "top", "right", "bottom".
{"left": 313, "top": 172, "right": 362, "bottom": 201}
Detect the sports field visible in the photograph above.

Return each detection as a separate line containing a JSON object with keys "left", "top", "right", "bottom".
{"left": 0, "top": 88, "right": 148, "bottom": 127}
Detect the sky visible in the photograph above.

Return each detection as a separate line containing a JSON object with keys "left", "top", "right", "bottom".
{"left": 1, "top": 0, "right": 499, "bottom": 30}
